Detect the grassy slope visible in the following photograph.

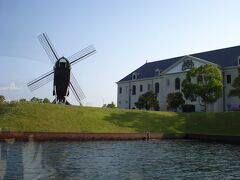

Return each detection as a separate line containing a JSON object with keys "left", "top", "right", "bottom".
{"left": 0, "top": 102, "right": 240, "bottom": 135}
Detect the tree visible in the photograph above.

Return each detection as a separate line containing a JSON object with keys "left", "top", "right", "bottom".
{"left": 135, "top": 91, "right": 159, "bottom": 110}
{"left": 0, "top": 95, "right": 5, "bottom": 103}
{"left": 167, "top": 92, "right": 185, "bottom": 111}
{"left": 107, "top": 102, "right": 115, "bottom": 108}
{"left": 43, "top": 98, "right": 50, "bottom": 103}
{"left": 31, "top": 97, "right": 39, "bottom": 103}
{"left": 182, "top": 64, "right": 223, "bottom": 112}
{"left": 31, "top": 97, "right": 43, "bottom": 103}
{"left": 229, "top": 68, "right": 240, "bottom": 98}
{"left": 19, "top": 98, "right": 27, "bottom": 102}
{"left": 229, "top": 77, "right": 240, "bottom": 98}
{"left": 106, "top": 102, "right": 116, "bottom": 108}
{"left": 102, "top": 102, "right": 116, "bottom": 108}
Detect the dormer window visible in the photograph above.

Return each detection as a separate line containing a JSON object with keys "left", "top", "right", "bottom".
{"left": 133, "top": 74, "right": 136, "bottom": 79}
{"left": 132, "top": 73, "right": 137, "bottom": 80}
{"left": 155, "top": 69, "right": 161, "bottom": 76}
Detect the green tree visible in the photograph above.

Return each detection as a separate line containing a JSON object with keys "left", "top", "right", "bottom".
{"left": 31, "top": 97, "right": 39, "bottom": 103}
{"left": 182, "top": 64, "right": 223, "bottom": 112}
{"left": 43, "top": 98, "right": 50, "bottom": 103}
{"left": 167, "top": 92, "right": 185, "bottom": 111}
{"left": 229, "top": 68, "right": 240, "bottom": 98}
{"left": 229, "top": 77, "right": 240, "bottom": 98}
{"left": 0, "top": 95, "right": 5, "bottom": 103}
{"left": 135, "top": 91, "right": 159, "bottom": 110}
{"left": 31, "top": 97, "right": 43, "bottom": 103}
{"left": 106, "top": 102, "right": 116, "bottom": 108}
{"left": 19, "top": 98, "right": 27, "bottom": 102}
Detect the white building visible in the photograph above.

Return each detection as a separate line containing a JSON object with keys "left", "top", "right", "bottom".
{"left": 117, "top": 46, "right": 240, "bottom": 112}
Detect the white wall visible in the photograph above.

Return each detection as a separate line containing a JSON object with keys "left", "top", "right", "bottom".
{"left": 224, "top": 67, "right": 240, "bottom": 111}
{"left": 117, "top": 57, "right": 239, "bottom": 112}
{"left": 165, "top": 57, "right": 206, "bottom": 74}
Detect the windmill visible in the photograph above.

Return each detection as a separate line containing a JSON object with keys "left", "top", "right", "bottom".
{"left": 27, "top": 33, "right": 96, "bottom": 105}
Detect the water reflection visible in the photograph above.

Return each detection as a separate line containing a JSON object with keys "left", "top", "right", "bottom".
{"left": 0, "top": 139, "right": 52, "bottom": 179}
{"left": 0, "top": 140, "right": 240, "bottom": 179}
{"left": 0, "top": 141, "right": 23, "bottom": 179}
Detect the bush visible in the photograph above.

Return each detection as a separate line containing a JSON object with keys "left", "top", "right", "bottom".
{"left": 19, "top": 98, "right": 27, "bottom": 102}
{"left": 31, "top": 97, "right": 46, "bottom": 103}
{"left": 135, "top": 91, "right": 159, "bottom": 110}
{"left": 167, "top": 92, "right": 185, "bottom": 111}
{"left": 0, "top": 95, "right": 5, "bottom": 103}
{"left": 43, "top": 98, "right": 50, "bottom": 103}
{"left": 102, "top": 102, "right": 116, "bottom": 108}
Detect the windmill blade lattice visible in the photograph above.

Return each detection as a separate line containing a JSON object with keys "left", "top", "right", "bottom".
{"left": 27, "top": 70, "right": 54, "bottom": 91}
{"left": 28, "top": 32, "right": 96, "bottom": 105}
{"left": 69, "top": 72, "right": 86, "bottom": 104}
{"left": 38, "top": 33, "right": 59, "bottom": 64}
{"left": 68, "top": 45, "right": 96, "bottom": 65}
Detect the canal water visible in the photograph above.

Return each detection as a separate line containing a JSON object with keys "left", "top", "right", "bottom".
{"left": 0, "top": 140, "right": 240, "bottom": 179}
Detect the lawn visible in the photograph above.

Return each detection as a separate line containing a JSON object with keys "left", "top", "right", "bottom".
{"left": 0, "top": 102, "right": 240, "bottom": 135}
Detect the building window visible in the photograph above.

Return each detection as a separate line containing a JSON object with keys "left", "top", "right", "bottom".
{"left": 118, "top": 101, "right": 121, "bottom": 105}
{"left": 140, "top": 85, "right": 143, "bottom": 92}
{"left": 155, "top": 83, "right": 159, "bottom": 93}
{"left": 155, "top": 69, "right": 160, "bottom": 76}
{"left": 175, "top": 78, "right": 180, "bottom": 90}
{"left": 147, "top": 84, "right": 151, "bottom": 91}
{"left": 227, "top": 75, "right": 231, "bottom": 84}
{"left": 125, "top": 86, "right": 128, "bottom": 93}
{"left": 166, "top": 79, "right": 170, "bottom": 87}
{"left": 132, "top": 85, "right": 136, "bottom": 95}
{"left": 132, "top": 73, "right": 138, "bottom": 80}
{"left": 238, "top": 57, "right": 240, "bottom": 65}
{"left": 119, "top": 87, "right": 122, "bottom": 94}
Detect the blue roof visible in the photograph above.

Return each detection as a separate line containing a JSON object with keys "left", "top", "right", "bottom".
{"left": 118, "top": 45, "right": 240, "bottom": 82}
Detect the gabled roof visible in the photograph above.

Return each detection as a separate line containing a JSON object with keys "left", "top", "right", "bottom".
{"left": 118, "top": 45, "right": 240, "bottom": 82}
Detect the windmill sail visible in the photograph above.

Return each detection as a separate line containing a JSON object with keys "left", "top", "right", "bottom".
{"left": 27, "top": 32, "right": 96, "bottom": 105}
{"left": 68, "top": 45, "right": 96, "bottom": 65}
{"left": 38, "top": 33, "right": 59, "bottom": 64}
{"left": 27, "top": 70, "right": 54, "bottom": 91}
{"left": 69, "top": 72, "right": 85, "bottom": 105}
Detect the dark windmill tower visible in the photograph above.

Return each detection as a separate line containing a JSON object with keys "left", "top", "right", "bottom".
{"left": 27, "top": 33, "right": 96, "bottom": 105}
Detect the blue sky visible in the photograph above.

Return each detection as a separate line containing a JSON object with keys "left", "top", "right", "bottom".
{"left": 1, "top": 0, "right": 240, "bottom": 106}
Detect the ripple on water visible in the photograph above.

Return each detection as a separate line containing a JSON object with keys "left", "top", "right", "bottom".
{"left": 0, "top": 140, "right": 240, "bottom": 179}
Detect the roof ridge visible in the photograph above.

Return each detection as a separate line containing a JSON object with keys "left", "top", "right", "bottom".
{"left": 146, "top": 56, "right": 182, "bottom": 64}
{"left": 118, "top": 45, "right": 240, "bottom": 83}
{"left": 192, "top": 45, "right": 240, "bottom": 56}
{"left": 147, "top": 45, "right": 240, "bottom": 64}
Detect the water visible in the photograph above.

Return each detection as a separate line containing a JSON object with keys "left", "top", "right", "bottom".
{"left": 0, "top": 140, "right": 240, "bottom": 179}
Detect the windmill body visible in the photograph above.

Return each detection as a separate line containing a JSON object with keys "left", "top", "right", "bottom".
{"left": 27, "top": 33, "right": 96, "bottom": 105}
{"left": 53, "top": 57, "right": 70, "bottom": 103}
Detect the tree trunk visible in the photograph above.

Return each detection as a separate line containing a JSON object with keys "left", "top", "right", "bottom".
{"left": 204, "top": 102, "right": 207, "bottom": 112}
{"left": 198, "top": 97, "right": 206, "bottom": 112}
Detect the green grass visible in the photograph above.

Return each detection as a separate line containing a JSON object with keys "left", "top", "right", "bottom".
{"left": 0, "top": 102, "right": 240, "bottom": 135}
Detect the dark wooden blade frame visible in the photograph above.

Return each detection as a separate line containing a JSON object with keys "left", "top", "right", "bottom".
{"left": 69, "top": 72, "right": 85, "bottom": 105}
{"left": 27, "top": 70, "right": 54, "bottom": 91}
{"left": 38, "top": 33, "right": 59, "bottom": 64}
{"left": 68, "top": 45, "right": 96, "bottom": 65}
